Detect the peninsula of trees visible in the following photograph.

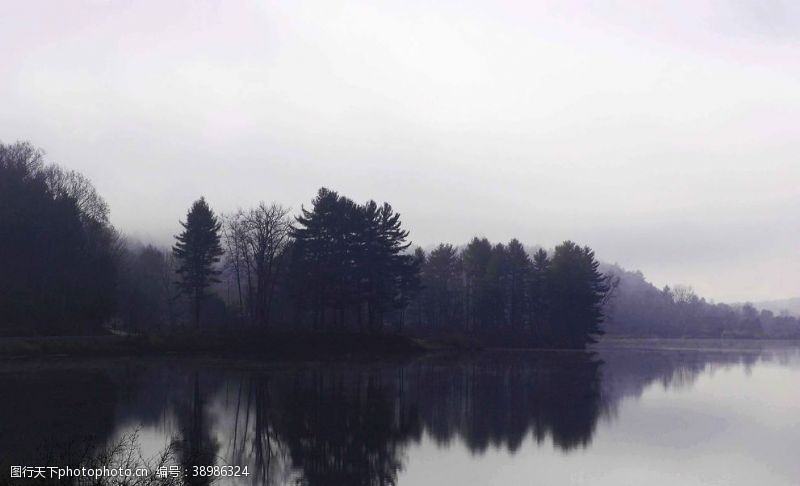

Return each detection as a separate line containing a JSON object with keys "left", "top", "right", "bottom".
{"left": 2, "top": 141, "right": 798, "bottom": 350}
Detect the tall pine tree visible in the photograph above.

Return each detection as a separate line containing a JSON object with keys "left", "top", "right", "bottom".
{"left": 173, "top": 197, "right": 223, "bottom": 327}
{"left": 530, "top": 248, "right": 551, "bottom": 337}
{"left": 548, "top": 241, "right": 608, "bottom": 347}
{"left": 506, "top": 239, "right": 531, "bottom": 330}
{"left": 290, "top": 188, "right": 420, "bottom": 331}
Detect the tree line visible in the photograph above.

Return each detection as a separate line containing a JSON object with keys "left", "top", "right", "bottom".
{"left": 172, "top": 187, "right": 610, "bottom": 347}
{"left": 403, "top": 238, "right": 613, "bottom": 347}
{"left": 602, "top": 265, "right": 800, "bottom": 338}
{"left": 0, "top": 142, "right": 118, "bottom": 335}
{"left": 4, "top": 141, "right": 796, "bottom": 345}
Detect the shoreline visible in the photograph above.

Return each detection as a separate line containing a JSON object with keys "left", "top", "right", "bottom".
{"left": 0, "top": 333, "right": 797, "bottom": 361}
{"left": 0, "top": 332, "right": 454, "bottom": 361}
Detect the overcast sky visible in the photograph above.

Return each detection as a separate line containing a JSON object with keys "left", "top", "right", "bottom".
{"left": 1, "top": 0, "right": 798, "bottom": 302}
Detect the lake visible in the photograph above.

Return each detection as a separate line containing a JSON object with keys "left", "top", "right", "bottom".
{"left": 1, "top": 341, "right": 798, "bottom": 485}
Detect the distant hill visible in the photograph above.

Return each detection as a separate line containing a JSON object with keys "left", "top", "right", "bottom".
{"left": 599, "top": 263, "right": 800, "bottom": 338}
{"left": 746, "top": 298, "right": 800, "bottom": 317}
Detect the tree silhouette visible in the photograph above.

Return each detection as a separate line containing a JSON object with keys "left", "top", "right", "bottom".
{"left": 0, "top": 141, "right": 118, "bottom": 335}
{"left": 222, "top": 203, "right": 292, "bottom": 327}
{"left": 506, "top": 239, "right": 531, "bottom": 330}
{"left": 117, "top": 244, "right": 181, "bottom": 332}
{"left": 417, "top": 244, "right": 462, "bottom": 330}
{"left": 290, "top": 188, "right": 419, "bottom": 331}
{"left": 173, "top": 198, "right": 224, "bottom": 327}
{"left": 548, "top": 241, "right": 608, "bottom": 347}
{"left": 462, "top": 237, "right": 493, "bottom": 331}
{"left": 290, "top": 188, "right": 346, "bottom": 329}
{"left": 530, "top": 248, "right": 551, "bottom": 337}
{"left": 407, "top": 239, "right": 614, "bottom": 348}
{"left": 5, "top": 140, "right": 798, "bottom": 343}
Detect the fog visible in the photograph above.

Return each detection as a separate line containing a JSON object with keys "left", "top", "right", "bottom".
{"left": 1, "top": 0, "right": 798, "bottom": 302}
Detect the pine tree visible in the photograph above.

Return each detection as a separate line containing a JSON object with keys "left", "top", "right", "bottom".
{"left": 422, "top": 244, "right": 461, "bottom": 329}
{"left": 291, "top": 188, "right": 419, "bottom": 331}
{"left": 462, "top": 237, "right": 493, "bottom": 330}
{"left": 173, "top": 197, "right": 223, "bottom": 327}
{"left": 548, "top": 241, "right": 609, "bottom": 347}
{"left": 506, "top": 239, "right": 531, "bottom": 330}
{"left": 373, "top": 202, "right": 416, "bottom": 329}
{"left": 291, "top": 188, "right": 352, "bottom": 329}
{"left": 530, "top": 248, "right": 551, "bottom": 337}
{"left": 485, "top": 243, "right": 509, "bottom": 328}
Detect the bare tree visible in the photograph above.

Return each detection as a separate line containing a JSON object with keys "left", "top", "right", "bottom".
{"left": 223, "top": 212, "right": 251, "bottom": 321}
{"left": 223, "top": 203, "right": 292, "bottom": 327}
{"left": 43, "top": 165, "right": 110, "bottom": 224}
{"left": 670, "top": 284, "right": 698, "bottom": 304}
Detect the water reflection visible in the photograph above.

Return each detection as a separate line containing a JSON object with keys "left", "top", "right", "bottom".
{"left": 0, "top": 343, "right": 798, "bottom": 485}
{"left": 173, "top": 373, "right": 220, "bottom": 486}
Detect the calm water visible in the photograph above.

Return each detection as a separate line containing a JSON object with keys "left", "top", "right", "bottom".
{"left": 1, "top": 342, "right": 799, "bottom": 485}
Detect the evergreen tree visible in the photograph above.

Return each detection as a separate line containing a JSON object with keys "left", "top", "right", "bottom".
{"left": 402, "top": 247, "right": 427, "bottom": 328}
{"left": 548, "top": 241, "right": 609, "bottom": 347}
{"left": 486, "top": 243, "right": 509, "bottom": 328}
{"left": 290, "top": 188, "right": 420, "bottom": 331}
{"left": 291, "top": 188, "right": 350, "bottom": 329}
{"left": 173, "top": 197, "right": 224, "bottom": 327}
{"left": 506, "top": 239, "right": 531, "bottom": 330}
{"left": 530, "top": 248, "right": 551, "bottom": 336}
{"left": 462, "top": 237, "right": 492, "bottom": 330}
{"left": 368, "top": 202, "right": 415, "bottom": 329}
{"left": 421, "top": 244, "right": 461, "bottom": 329}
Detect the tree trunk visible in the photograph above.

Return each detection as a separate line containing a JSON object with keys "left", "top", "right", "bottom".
{"left": 194, "top": 289, "right": 201, "bottom": 328}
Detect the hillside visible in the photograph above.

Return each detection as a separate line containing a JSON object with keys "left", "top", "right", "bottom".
{"left": 600, "top": 264, "right": 800, "bottom": 339}
{"left": 747, "top": 298, "right": 800, "bottom": 318}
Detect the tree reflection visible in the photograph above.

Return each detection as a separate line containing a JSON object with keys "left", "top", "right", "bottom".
{"left": 221, "top": 351, "right": 601, "bottom": 485}
{"left": 172, "top": 373, "right": 220, "bottom": 486}
{"left": 404, "top": 352, "right": 603, "bottom": 453}
{"left": 276, "top": 373, "right": 414, "bottom": 486}
{"left": 0, "top": 345, "right": 789, "bottom": 486}
{"left": 0, "top": 368, "right": 118, "bottom": 471}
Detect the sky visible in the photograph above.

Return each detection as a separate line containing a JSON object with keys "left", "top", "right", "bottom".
{"left": 1, "top": 0, "right": 798, "bottom": 302}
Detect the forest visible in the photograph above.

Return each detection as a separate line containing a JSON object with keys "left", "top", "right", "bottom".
{"left": 2, "top": 141, "right": 799, "bottom": 346}
{"left": 602, "top": 265, "right": 800, "bottom": 338}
